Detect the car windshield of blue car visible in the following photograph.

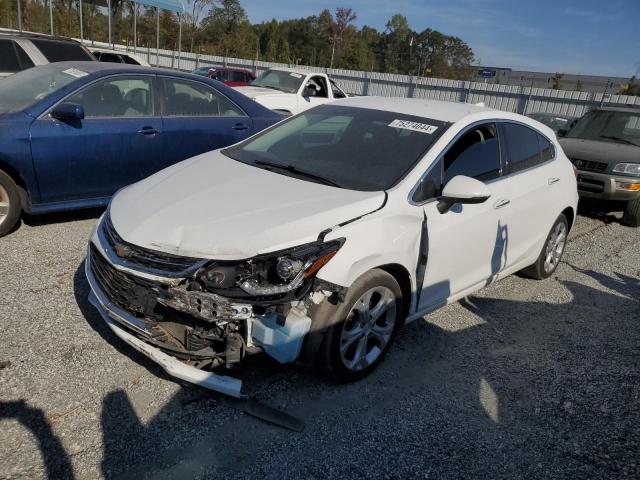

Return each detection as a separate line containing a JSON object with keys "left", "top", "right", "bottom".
{"left": 251, "top": 69, "right": 305, "bottom": 93}
{"left": 567, "top": 110, "right": 640, "bottom": 147}
{"left": 223, "top": 104, "right": 450, "bottom": 191}
{"left": 0, "top": 64, "right": 80, "bottom": 113}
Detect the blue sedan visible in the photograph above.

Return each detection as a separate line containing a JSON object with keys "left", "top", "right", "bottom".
{"left": 0, "top": 61, "right": 282, "bottom": 236}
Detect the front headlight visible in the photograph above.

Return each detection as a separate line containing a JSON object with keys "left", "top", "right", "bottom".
{"left": 198, "top": 239, "right": 345, "bottom": 298}
{"left": 612, "top": 163, "right": 640, "bottom": 176}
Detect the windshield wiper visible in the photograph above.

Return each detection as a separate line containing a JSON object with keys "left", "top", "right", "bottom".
{"left": 253, "top": 159, "right": 342, "bottom": 188}
{"left": 599, "top": 135, "right": 637, "bottom": 146}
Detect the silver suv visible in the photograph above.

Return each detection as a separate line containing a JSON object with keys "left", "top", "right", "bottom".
{"left": 0, "top": 31, "right": 95, "bottom": 78}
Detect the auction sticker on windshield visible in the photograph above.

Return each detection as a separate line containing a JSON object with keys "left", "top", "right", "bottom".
{"left": 290, "top": 73, "right": 303, "bottom": 78}
{"left": 389, "top": 119, "right": 438, "bottom": 134}
{"left": 62, "top": 68, "right": 89, "bottom": 78}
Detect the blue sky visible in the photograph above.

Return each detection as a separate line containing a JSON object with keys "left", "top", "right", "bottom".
{"left": 240, "top": 0, "right": 638, "bottom": 78}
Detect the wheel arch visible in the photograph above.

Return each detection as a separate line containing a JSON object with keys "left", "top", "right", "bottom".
{"left": 376, "top": 263, "right": 413, "bottom": 320}
{"left": 561, "top": 206, "right": 575, "bottom": 232}
{"left": 0, "top": 160, "right": 29, "bottom": 209}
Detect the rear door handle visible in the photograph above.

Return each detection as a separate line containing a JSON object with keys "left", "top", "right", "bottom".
{"left": 232, "top": 123, "right": 249, "bottom": 131}
{"left": 137, "top": 126, "right": 158, "bottom": 135}
{"left": 493, "top": 198, "right": 510, "bottom": 209}
{"left": 548, "top": 177, "right": 560, "bottom": 185}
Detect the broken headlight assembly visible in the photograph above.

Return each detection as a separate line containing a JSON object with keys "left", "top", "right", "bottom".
{"left": 196, "top": 239, "right": 345, "bottom": 299}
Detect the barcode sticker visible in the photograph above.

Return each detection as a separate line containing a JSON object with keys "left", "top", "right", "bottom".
{"left": 389, "top": 119, "right": 438, "bottom": 134}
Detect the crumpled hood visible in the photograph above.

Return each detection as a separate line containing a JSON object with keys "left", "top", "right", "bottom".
{"left": 559, "top": 138, "right": 640, "bottom": 166}
{"left": 110, "top": 151, "right": 385, "bottom": 260}
{"left": 232, "top": 86, "right": 290, "bottom": 99}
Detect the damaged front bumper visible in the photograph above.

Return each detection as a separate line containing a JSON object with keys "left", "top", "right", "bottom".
{"left": 87, "top": 288, "right": 245, "bottom": 398}
{"left": 84, "top": 217, "right": 338, "bottom": 397}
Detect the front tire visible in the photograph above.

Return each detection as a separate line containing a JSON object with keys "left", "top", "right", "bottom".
{"left": 318, "top": 269, "right": 403, "bottom": 381}
{"left": 0, "top": 170, "right": 21, "bottom": 238}
{"left": 622, "top": 197, "right": 640, "bottom": 227}
{"left": 522, "top": 214, "right": 568, "bottom": 280}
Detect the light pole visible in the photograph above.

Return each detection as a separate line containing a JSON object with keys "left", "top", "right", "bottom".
{"left": 17, "top": 0, "right": 23, "bottom": 31}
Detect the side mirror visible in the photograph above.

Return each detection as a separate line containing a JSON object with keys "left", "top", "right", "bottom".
{"left": 557, "top": 128, "right": 568, "bottom": 137}
{"left": 51, "top": 103, "right": 84, "bottom": 121}
{"left": 303, "top": 84, "right": 316, "bottom": 97}
{"left": 438, "top": 175, "right": 491, "bottom": 213}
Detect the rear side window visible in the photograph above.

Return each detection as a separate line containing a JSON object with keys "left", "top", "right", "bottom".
{"left": 0, "top": 40, "right": 21, "bottom": 72}
{"left": 503, "top": 123, "right": 552, "bottom": 173}
{"left": 162, "top": 78, "right": 245, "bottom": 117}
{"left": 122, "top": 55, "right": 141, "bottom": 65}
{"left": 96, "top": 52, "right": 123, "bottom": 63}
{"left": 15, "top": 43, "right": 34, "bottom": 69}
{"left": 231, "top": 71, "right": 247, "bottom": 82}
{"left": 31, "top": 39, "right": 94, "bottom": 62}
{"left": 443, "top": 123, "right": 501, "bottom": 184}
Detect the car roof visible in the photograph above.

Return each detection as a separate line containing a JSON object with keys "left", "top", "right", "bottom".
{"left": 593, "top": 105, "right": 640, "bottom": 114}
{"left": 332, "top": 96, "right": 494, "bottom": 123}
{"left": 0, "top": 30, "right": 81, "bottom": 44}
{"left": 38, "top": 61, "right": 199, "bottom": 77}
{"left": 265, "top": 66, "right": 324, "bottom": 76}
{"left": 210, "top": 66, "right": 253, "bottom": 73}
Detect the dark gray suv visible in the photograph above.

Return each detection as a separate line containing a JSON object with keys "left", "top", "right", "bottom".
{"left": 559, "top": 106, "right": 640, "bottom": 226}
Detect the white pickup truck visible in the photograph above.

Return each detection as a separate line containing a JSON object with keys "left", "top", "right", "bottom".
{"left": 233, "top": 67, "right": 347, "bottom": 115}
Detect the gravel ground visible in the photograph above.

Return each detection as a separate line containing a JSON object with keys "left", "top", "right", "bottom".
{"left": 0, "top": 204, "right": 639, "bottom": 480}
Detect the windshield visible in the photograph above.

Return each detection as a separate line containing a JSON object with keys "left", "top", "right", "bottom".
{"left": 567, "top": 110, "right": 640, "bottom": 146}
{"left": 0, "top": 64, "right": 82, "bottom": 113}
{"left": 224, "top": 104, "right": 449, "bottom": 191}
{"left": 251, "top": 69, "right": 305, "bottom": 93}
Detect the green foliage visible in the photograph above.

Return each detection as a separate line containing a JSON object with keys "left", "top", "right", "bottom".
{"left": 619, "top": 76, "right": 640, "bottom": 96}
{"left": 551, "top": 73, "right": 564, "bottom": 90}
{"left": 5, "top": 1, "right": 475, "bottom": 78}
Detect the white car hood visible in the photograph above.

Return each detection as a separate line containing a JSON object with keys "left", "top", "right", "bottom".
{"left": 233, "top": 86, "right": 291, "bottom": 98}
{"left": 110, "top": 151, "right": 385, "bottom": 260}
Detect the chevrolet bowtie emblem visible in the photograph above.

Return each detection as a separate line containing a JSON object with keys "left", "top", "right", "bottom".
{"left": 114, "top": 243, "right": 132, "bottom": 259}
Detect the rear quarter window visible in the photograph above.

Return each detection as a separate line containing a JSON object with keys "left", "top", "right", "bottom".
{"left": 31, "top": 39, "right": 94, "bottom": 62}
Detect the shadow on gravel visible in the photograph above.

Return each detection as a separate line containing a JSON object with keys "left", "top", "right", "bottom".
{"left": 69, "top": 245, "right": 639, "bottom": 479}
{"left": 0, "top": 400, "right": 74, "bottom": 480}
{"left": 22, "top": 207, "right": 105, "bottom": 227}
{"left": 577, "top": 198, "right": 626, "bottom": 225}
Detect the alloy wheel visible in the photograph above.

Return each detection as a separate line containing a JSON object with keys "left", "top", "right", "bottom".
{"left": 543, "top": 222, "right": 567, "bottom": 273}
{"left": 339, "top": 286, "right": 397, "bottom": 371}
{"left": 0, "top": 184, "right": 9, "bottom": 229}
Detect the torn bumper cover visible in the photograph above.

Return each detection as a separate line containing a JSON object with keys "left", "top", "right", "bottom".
{"left": 84, "top": 215, "right": 343, "bottom": 397}
{"left": 88, "top": 289, "right": 244, "bottom": 398}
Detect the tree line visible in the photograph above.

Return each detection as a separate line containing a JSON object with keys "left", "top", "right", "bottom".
{"left": 0, "top": 0, "right": 477, "bottom": 79}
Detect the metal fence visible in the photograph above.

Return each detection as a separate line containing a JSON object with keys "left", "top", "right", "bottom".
{"left": 84, "top": 39, "right": 640, "bottom": 118}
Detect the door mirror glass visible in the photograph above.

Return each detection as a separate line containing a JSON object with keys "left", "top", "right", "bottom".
{"left": 51, "top": 102, "right": 84, "bottom": 121}
{"left": 438, "top": 175, "right": 491, "bottom": 213}
{"left": 557, "top": 128, "right": 568, "bottom": 137}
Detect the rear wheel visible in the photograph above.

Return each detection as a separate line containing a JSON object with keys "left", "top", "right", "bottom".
{"left": 318, "top": 269, "right": 402, "bottom": 381}
{"left": 522, "top": 214, "right": 568, "bottom": 280}
{"left": 0, "top": 171, "right": 21, "bottom": 238}
{"left": 622, "top": 197, "right": 640, "bottom": 227}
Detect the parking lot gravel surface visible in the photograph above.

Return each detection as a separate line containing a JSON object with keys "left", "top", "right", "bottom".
{"left": 1, "top": 205, "right": 639, "bottom": 480}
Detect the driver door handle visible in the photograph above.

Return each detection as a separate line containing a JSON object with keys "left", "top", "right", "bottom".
{"left": 137, "top": 126, "right": 158, "bottom": 135}
{"left": 548, "top": 177, "right": 560, "bottom": 185}
{"left": 232, "top": 123, "right": 249, "bottom": 131}
{"left": 493, "top": 198, "right": 511, "bottom": 209}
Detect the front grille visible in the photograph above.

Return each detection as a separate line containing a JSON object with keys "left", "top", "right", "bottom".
{"left": 570, "top": 158, "right": 608, "bottom": 173}
{"left": 103, "top": 215, "right": 201, "bottom": 274}
{"left": 90, "top": 243, "right": 162, "bottom": 316}
{"left": 577, "top": 175, "right": 605, "bottom": 193}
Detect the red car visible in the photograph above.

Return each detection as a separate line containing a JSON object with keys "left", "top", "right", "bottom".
{"left": 207, "top": 67, "right": 256, "bottom": 86}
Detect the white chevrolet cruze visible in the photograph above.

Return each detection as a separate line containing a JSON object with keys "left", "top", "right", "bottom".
{"left": 86, "top": 97, "right": 578, "bottom": 397}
